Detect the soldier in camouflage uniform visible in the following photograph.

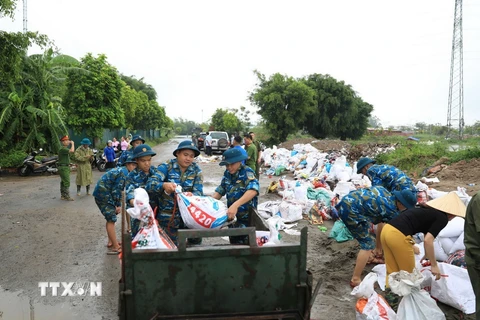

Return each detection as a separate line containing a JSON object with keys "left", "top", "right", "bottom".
{"left": 147, "top": 140, "right": 204, "bottom": 245}
{"left": 93, "top": 155, "right": 137, "bottom": 253}
{"left": 212, "top": 148, "right": 260, "bottom": 244}
{"left": 125, "top": 144, "right": 158, "bottom": 238}
{"left": 117, "top": 135, "right": 145, "bottom": 167}
{"left": 357, "top": 157, "right": 416, "bottom": 193}
{"left": 335, "top": 186, "right": 417, "bottom": 287}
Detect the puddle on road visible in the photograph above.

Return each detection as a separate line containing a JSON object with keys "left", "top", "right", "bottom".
{"left": 0, "top": 287, "right": 101, "bottom": 320}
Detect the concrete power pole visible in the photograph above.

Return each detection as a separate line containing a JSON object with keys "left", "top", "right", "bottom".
{"left": 446, "top": 0, "right": 464, "bottom": 139}
{"left": 23, "top": 0, "right": 27, "bottom": 33}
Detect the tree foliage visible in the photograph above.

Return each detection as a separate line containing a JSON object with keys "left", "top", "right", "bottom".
{"left": 0, "top": 0, "right": 16, "bottom": 18}
{"left": 63, "top": 53, "right": 124, "bottom": 138}
{"left": 249, "top": 71, "right": 374, "bottom": 142}
{"left": 120, "top": 75, "right": 157, "bottom": 101}
{"left": 173, "top": 118, "right": 198, "bottom": 135}
{"left": 302, "top": 74, "right": 372, "bottom": 140}
{"left": 249, "top": 71, "right": 316, "bottom": 144}
{"left": 210, "top": 108, "right": 243, "bottom": 133}
{"left": 0, "top": 50, "right": 73, "bottom": 152}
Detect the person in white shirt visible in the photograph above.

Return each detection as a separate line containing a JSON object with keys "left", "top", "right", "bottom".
{"left": 205, "top": 132, "right": 213, "bottom": 156}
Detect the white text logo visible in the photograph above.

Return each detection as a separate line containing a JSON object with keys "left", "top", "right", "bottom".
{"left": 38, "top": 282, "right": 102, "bottom": 297}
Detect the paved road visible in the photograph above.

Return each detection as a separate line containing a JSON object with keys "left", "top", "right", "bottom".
{"left": 0, "top": 136, "right": 198, "bottom": 320}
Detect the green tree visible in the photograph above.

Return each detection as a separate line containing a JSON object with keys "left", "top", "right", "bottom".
{"left": 63, "top": 53, "right": 124, "bottom": 138}
{"left": 210, "top": 108, "right": 241, "bottom": 132}
{"left": 0, "top": 50, "right": 75, "bottom": 152}
{"left": 249, "top": 71, "right": 316, "bottom": 144}
{"left": 302, "top": 74, "right": 372, "bottom": 140}
{"left": 173, "top": 118, "right": 198, "bottom": 135}
{"left": 0, "top": 0, "right": 16, "bottom": 17}
{"left": 120, "top": 75, "right": 157, "bottom": 101}
{"left": 415, "top": 122, "right": 427, "bottom": 133}
{"left": 119, "top": 84, "right": 140, "bottom": 130}
{"left": 231, "top": 106, "right": 253, "bottom": 132}
{"left": 164, "top": 116, "right": 174, "bottom": 136}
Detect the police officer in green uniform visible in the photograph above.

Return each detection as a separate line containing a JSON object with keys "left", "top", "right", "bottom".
{"left": 465, "top": 190, "right": 480, "bottom": 319}
{"left": 249, "top": 131, "right": 263, "bottom": 178}
{"left": 58, "top": 135, "right": 75, "bottom": 201}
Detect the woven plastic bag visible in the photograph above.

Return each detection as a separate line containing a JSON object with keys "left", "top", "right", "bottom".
{"left": 127, "top": 188, "right": 176, "bottom": 250}
{"left": 351, "top": 273, "right": 397, "bottom": 320}
{"left": 176, "top": 186, "right": 229, "bottom": 229}
{"left": 389, "top": 269, "right": 445, "bottom": 320}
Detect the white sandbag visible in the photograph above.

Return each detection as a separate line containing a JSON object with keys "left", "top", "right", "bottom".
{"left": 257, "top": 201, "right": 281, "bottom": 219}
{"left": 333, "top": 181, "right": 355, "bottom": 199}
{"left": 449, "top": 232, "right": 465, "bottom": 254}
{"left": 426, "top": 263, "right": 476, "bottom": 314}
{"left": 415, "top": 181, "right": 429, "bottom": 192}
{"left": 427, "top": 188, "right": 448, "bottom": 200}
{"left": 438, "top": 217, "right": 464, "bottom": 238}
{"left": 389, "top": 269, "right": 445, "bottom": 320}
{"left": 279, "top": 201, "right": 303, "bottom": 222}
{"left": 294, "top": 184, "right": 308, "bottom": 204}
{"left": 439, "top": 237, "right": 455, "bottom": 255}
{"left": 337, "top": 171, "right": 350, "bottom": 182}
{"left": 128, "top": 188, "right": 176, "bottom": 250}
{"left": 456, "top": 187, "right": 472, "bottom": 206}
{"left": 176, "top": 188, "right": 228, "bottom": 229}
{"left": 351, "top": 273, "right": 397, "bottom": 320}
{"left": 434, "top": 238, "right": 449, "bottom": 262}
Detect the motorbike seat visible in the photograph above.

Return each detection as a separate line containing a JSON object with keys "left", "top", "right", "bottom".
{"left": 41, "top": 156, "right": 58, "bottom": 163}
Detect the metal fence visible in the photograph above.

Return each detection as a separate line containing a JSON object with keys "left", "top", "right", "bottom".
{"left": 67, "top": 128, "right": 163, "bottom": 148}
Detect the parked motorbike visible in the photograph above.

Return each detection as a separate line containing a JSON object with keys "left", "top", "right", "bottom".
{"left": 91, "top": 148, "right": 102, "bottom": 170}
{"left": 18, "top": 149, "right": 59, "bottom": 176}
{"left": 95, "top": 149, "right": 122, "bottom": 172}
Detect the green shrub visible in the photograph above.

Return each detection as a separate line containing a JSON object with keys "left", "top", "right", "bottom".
{"left": 375, "top": 141, "right": 451, "bottom": 176}
{"left": 449, "top": 146, "right": 480, "bottom": 163}
{"left": 0, "top": 150, "right": 27, "bottom": 168}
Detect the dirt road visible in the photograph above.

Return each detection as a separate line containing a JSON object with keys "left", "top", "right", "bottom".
{"left": 0, "top": 137, "right": 475, "bottom": 319}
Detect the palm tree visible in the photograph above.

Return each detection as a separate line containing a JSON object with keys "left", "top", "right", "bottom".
{"left": 0, "top": 49, "right": 83, "bottom": 152}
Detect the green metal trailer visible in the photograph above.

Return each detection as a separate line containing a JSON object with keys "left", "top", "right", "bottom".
{"left": 118, "top": 208, "right": 320, "bottom": 319}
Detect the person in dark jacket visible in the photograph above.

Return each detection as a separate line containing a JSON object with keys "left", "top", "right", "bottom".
{"left": 104, "top": 140, "right": 116, "bottom": 171}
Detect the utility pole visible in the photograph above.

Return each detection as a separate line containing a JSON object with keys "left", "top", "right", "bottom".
{"left": 23, "top": 0, "right": 27, "bottom": 33}
{"left": 446, "top": 0, "right": 464, "bottom": 139}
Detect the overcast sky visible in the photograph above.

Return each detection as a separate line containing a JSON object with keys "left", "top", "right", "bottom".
{"left": 2, "top": 0, "right": 480, "bottom": 127}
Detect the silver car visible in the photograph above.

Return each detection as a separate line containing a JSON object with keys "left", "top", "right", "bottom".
{"left": 209, "top": 131, "right": 230, "bottom": 153}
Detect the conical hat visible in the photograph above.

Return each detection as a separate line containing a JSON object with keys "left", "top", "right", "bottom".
{"left": 426, "top": 192, "right": 466, "bottom": 217}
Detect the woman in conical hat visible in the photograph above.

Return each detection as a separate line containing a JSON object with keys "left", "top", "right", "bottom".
{"left": 380, "top": 192, "right": 466, "bottom": 307}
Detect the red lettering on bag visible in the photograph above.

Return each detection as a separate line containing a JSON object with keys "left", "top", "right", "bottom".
{"left": 187, "top": 204, "right": 214, "bottom": 228}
